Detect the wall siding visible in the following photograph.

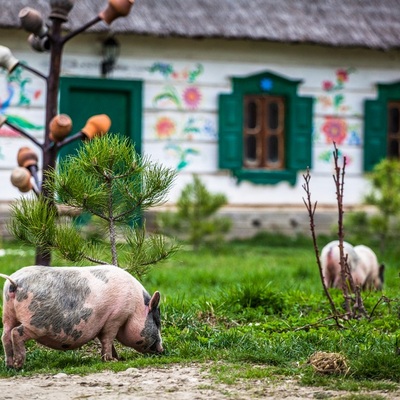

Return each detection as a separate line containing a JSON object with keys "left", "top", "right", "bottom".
{"left": 1, "top": 30, "right": 400, "bottom": 215}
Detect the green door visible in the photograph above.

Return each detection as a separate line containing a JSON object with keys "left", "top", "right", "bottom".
{"left": 59, "top": 77, "right": 143, "bottom": 157}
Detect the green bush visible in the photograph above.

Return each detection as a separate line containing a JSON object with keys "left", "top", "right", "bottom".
{"left": 157, "top": 174, "right": 231, "bottom": 249}
{"left": 345, "top": 159, "right": 400, "bottom": 252}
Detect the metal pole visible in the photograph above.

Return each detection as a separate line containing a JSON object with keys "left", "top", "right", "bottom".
{"left": 35, "top": 18, "right": 64, "bottom": 265}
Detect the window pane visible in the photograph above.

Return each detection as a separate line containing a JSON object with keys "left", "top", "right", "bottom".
{"left": 246, "top": 135, "right": 257, "bottom": 162}
{"left": 247, "top": 100, "right": 258, "bottom": 129}
{"left": 268, "top": 102, "right": 279, "bottom": 130}
{"left": 266, "top": 135, "right": 279, "bottom": 163}
{"left": 388, "top": 139, "right": 399, "bottom": 158}
{"left": 389, "top": 107, "right": 400, "bottom": 134}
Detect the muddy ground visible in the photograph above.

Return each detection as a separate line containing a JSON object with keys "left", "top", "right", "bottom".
{"left": 0, "top": 364, "right": 399, "bottom": 399}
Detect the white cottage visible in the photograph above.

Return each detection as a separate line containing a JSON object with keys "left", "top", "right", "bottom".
{"left": 0, "top": 0, "right": 400, "bottom": 237}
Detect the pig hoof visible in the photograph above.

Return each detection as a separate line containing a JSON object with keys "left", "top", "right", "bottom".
{"left": 102, "top": 355, "right": 118, "bottom": 362}
{"left": 7, "top": 362, "right": 22, "bottom": 370}
{"left": 13, "top": 359, "right": 24, "bottom": 370}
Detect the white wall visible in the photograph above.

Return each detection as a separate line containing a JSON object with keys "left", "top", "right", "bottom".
{"left": 1, "top": 30, "right": 400, "bottom": 209}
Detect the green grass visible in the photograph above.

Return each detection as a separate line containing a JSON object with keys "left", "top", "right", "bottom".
{"left": 0, "top": 233, "right": 399, "bottom": 394}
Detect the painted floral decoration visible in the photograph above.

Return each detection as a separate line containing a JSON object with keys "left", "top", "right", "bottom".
{"left": 147, "top": 62, "right": 174, "bottom": 79}
{"left": 153, "top": 85, "right": 181, "bottom": 108}
{"left": 319, "top": 67, "right": 356, "bottom": 114}
{"left": 347, "top": 129, "right": 361, "bottom": 146}
{"left": 148, "top": 62, "right": 203, "bottom": 83}
{"left": 322, "top": 81, "right": 334, "bottom": 91}
{"left": 183, "top": 86, "right": 202, "bottom": 109}
{"left": 183, "top": 117, "right": 200, "bottom": 139}
{"left": 165, "top": 143, "right": 200, "bottom": 170}
{"left": 322, "top": 117, "right": 347, "bottom": 144}
{"left": 336, "top": 68, "right": 349, "bottom": 84}
{"left": 155, "top": 117, "right": 176, "bottom": 139}
{"left": 318, "top": 148, "right": 352, "bottom": 165}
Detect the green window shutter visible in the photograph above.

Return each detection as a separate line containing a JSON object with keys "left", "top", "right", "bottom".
{"left": 287, "top": 96, "right": 313, "bottom": 170}
{"left": 364, "top": 99, "right": 387, "bottom": 171}
{"left": 218, "top": 94, "right": 243, "bottom": 169}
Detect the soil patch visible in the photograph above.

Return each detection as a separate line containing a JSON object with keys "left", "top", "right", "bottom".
{"left": 1, "top": 364, "right": 399, "bottom": 399}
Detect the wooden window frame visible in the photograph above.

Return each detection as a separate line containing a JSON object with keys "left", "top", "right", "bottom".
{"left": 244, "top": 95, "right": 285, "bottom": 170}
{"left": 388, "top": 101, "right": 400, "bottom": 158}
{"left": 218, "top": 70, "right": 313, "bottom": 186}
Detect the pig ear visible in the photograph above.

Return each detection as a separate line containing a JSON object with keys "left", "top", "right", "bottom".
{"left": 149, "top": 291, "right": 160, "bottom": 311}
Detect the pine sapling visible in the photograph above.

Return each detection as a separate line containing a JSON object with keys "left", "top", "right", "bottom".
{"left": 9, "top": 135, "right": 179, "bottom": 278}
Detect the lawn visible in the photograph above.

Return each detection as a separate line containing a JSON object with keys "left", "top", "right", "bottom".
{"left": 0, "top": 233, "right": 399, "bottom": 393}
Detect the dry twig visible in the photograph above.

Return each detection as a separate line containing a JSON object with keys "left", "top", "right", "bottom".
{"left": 332, "top": 143, "right": 368, "bottom": 319}
{"left": 302, "top": 168, "right": 341, "bottom": 326}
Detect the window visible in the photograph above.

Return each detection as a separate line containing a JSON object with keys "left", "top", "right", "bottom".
{"left": 244, "top": 95, "right": 285, "bottom": 169}
{"left": 364, "top": 80, "right": 400, "bottom": 171}
{"left": 388, "top": 102, "right": 400, "bottom": 158}
{"left": 218, "top": 70, "right": 313, "bottom": 186}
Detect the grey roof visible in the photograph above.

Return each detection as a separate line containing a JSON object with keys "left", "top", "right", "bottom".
{"left": 2, "top": 0, "right": 400, "bottom": 50}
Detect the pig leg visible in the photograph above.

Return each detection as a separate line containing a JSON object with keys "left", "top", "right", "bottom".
{"left": 1, "top": 325, "right": 15, "bottom": 368}
{"left": 97, "top": 326, "right": 119, "bottom": 361}
{"left": 10, "top": 325, "right": 35, "bottom": 369}
{"left": 112, "top": 344, "right": 119, "bottom": 359}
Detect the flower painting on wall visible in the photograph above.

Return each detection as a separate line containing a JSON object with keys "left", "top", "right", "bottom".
{"left": 182, "top": 87, "right": 202, "bottom": 109}
{"left": 149, "top": 62, "right": 204, "bottom": 111}
{"left": 319, "top": 67, "right": 355, "bottom": 114}
{"left": 148, "top": 61, "right": 214, "bottom": 171}
{"left": 316, "top": 67, "right": 362, "bottom": 168}
{"left": 155, "top": 116, "right": 176, "bottom": 139}
{"left": 317, "top": 67, "right": 362, "bottom": 146}
{"left": 321, "top": 117, "right": 347, "bottom": 144}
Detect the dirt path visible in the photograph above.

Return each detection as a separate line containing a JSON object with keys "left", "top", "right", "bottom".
{"left": 0, "top": 364, "right": 399, "bottom": 400}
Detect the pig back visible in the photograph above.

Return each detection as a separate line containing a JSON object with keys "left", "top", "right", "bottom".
{"left": 320, "top": 240, "right": 360, "bottom": 288}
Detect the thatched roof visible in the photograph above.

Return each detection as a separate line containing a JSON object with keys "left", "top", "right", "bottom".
{"left": 2, "top": 0, "right": 400, "bottom": 50}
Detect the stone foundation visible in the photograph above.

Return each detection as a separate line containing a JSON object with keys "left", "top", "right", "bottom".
{"left": 1, "top": 202, "right": 372, "bottom": 241}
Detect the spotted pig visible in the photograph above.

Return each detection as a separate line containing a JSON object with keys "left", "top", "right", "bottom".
{"left": 1, "top": 265, "right": 163, "bottom": 369}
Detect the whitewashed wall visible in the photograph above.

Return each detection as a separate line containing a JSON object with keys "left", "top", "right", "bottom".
{"left": 1, "top": 30, "right": 400, "bottom": 212}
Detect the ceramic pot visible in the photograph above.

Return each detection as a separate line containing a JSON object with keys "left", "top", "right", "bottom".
{"left": 81, "top": 114, "right": 111, "bottom": 139}
{"left": 49, "top": 114, "right": 73, "bottom": 142}
{"left": 99, "top": 0, "right": 134, "bottom": 24}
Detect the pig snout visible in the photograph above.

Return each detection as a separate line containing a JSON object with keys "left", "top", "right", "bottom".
{"left": 147, "top": 340, "right": 164, "bottom": 354}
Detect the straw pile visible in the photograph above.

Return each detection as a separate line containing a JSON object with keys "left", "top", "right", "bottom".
{"left": 307, "top": 351, "right": 349, "bottom": 375}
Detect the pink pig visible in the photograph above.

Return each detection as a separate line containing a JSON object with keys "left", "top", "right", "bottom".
{"left": 353, "top": 245, "right": 385, "bottom": 290}
{"left": 320, "top": 241, "right": 384, "bottom": 290}
{"left": 320, "top": 240, "right": 360, "bottom": 289}
{"left": 1, "top": 265, "right": 163, "bottom": 369}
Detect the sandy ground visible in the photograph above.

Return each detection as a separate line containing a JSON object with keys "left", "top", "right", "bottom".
{"left": 0, "top": 364, "right": 399, "bottom": 400}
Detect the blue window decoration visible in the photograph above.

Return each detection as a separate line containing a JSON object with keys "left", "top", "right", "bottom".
{"left": 260, "top": 77, "right": 273, "bottom": 91}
